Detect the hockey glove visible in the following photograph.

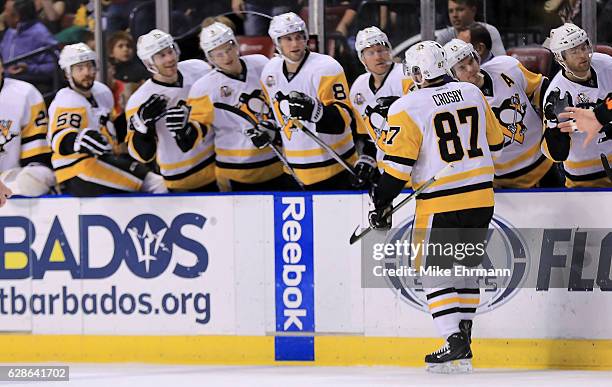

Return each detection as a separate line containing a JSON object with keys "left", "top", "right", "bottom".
{"left": 368, "top": 183, "right": 392, "bottom": 230}
{"left": 544, "top": 88, "right": 572, "bottom": 127}
{"left": 350, "top": 155, "right": 379, "bottom": 188}
{"left": 130, "top": 94, "right": 169, "bottom": 134}
{"left": 73, "top": 128, "right": 112, "bottom": 156}
{"left": 288, "top": 91, "right": 323, "bottom": 123}
{"left": 166, "top": 101, "right": 198, "bottom": 153}
{"left": 244, "top": 120, "right": 278, "bottom": 149}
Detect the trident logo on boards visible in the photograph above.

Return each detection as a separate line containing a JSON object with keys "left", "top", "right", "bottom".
{"left": 0, "top": 213, "right": 208, "bottom": 280}
{"left": 274, "top": 194, "right": 315, "bottom": 361}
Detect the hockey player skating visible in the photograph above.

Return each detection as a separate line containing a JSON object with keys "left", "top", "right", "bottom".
{"left": 189, "top": 22, "right": 287, "bottom": 191}
{"left": 349, "top": 26, "right": 414, "bottom": 176}
{"left": 48, "top": 43, "right": 166, "bottom": 196}
{"left": 126, "top": 29, "right": 216, "bottom": 192}
{"left": 443, "top": 38, "right": 556, "bottom": 188}
{"left": 369, "top": 41, "right": 504, "bottom": 373}
{"left": 542, "top": 23, "right": 612, "bottom": 187}
{"left": 260, "top": 12, "right": 373, "bottom": 190}
{"left": 0, "top": 56, "right": 55, "bottom": 196}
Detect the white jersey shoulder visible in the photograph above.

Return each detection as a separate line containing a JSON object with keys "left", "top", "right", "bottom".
{"left": 2, "top": 77, "right": 42, "bottom": 103}
{"left": 481, "top": 55, "right": 521, "bottom": 75}
{"left": 242, "top": 54, "right": 269, "bottom": 71}
{"left": 178, "top": 59, "right": 212, "bottom": 83}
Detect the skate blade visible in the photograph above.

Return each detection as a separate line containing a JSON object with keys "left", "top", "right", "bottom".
{"left": 426, "top": 359, "right": 473, "bottom": 374}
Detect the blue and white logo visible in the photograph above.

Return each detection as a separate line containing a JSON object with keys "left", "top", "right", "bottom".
{"left": 382, "top": 215, "right": 529, "bottom": 314}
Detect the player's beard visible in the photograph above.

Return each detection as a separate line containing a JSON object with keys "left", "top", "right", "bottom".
{"left": 73, "top": 77, "right": 94, "bottom": 92}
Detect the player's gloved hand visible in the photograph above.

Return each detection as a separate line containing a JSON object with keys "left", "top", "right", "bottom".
{"left": 73, "top": 128, "right": 112, "bottom": 156}
{"left": 288, "top": 91, "right": 323, "bottom": 122}
{"left": 130, "top": 94, "right": 168, "bottom": 134}
{"left": 544, "top": 88, "right": 572, "bottom": 127}
{"left": 166, "top": 101, "right": 197, "bottom": 152}
{"left": 368, "top": 184, "right": 392, "bottom": 230}
{"left": 350, "top": 155, "right": 379, "bottom": 188}
{"left": 244, "top": 120, "right": 278, "bottom": 149}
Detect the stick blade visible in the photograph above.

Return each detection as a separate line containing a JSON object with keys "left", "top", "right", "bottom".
{"left": 349, "top": 225, "right": 364, "bottom": 245}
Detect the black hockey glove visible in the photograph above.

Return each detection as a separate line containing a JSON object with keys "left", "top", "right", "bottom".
{"left": 166, "top": 101, "right": 197, "bottom": 152}
{"left": 350, "top": 155, "right": 379, "bottom": 188}
{"left": 73, "top": 128, "right": 112, "bottom": 156}
{"left": 130, "top": 94, "right": 168, "bottom": 134}
{"left": 368, "top": 183, "right": 392, "bottom": 230}
{"left": 288, "top": 91, "right": 323, "bottom": 123}
{"left": 544, "top": 88, "right": 572, "bottom": 126}
{"left": 244, "top": 120, "right": 278, "bottom": 149}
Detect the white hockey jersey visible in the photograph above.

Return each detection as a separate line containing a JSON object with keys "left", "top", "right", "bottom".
{"left": 48, "top": 81, "right": 141, "bottom": 189}
{"left": 542, "top": 53, "right": 612, "bottom": 187}
{"left": 350, "top": 63, "right": 414, "bottom": 183}
{"left": 0, "top": 77, "right": 50, "bottom": 171}
{"left": 382, "top": 80, "right": 504, "bottom": 216}
{"left": 126, "top": 59, "right": 214, "bottom": 190}
{"left": 350, "top": 63, "right": 414, "bottom": 145}
{"left": 260, "top": 51, "right": 362, "bottom": 185}
{"left": 479, "top": 55, "right": 552, "bottom": 188}
{"left": 188, "top": 55, "right": 282, "bottom": 187}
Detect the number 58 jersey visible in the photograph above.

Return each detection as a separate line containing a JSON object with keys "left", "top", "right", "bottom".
{"left": 382, "top": 80, "right": 504, "bottom": 216}
{"left": 48, "top": 81, "right": 116, "bottom": 184}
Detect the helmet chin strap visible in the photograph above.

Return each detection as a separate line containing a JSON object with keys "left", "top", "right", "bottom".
{"left": 66, "top": 71, "right": 93, "bottom": 94}
{"left": 279, "top": 48, "right": 306, "bottom": 65}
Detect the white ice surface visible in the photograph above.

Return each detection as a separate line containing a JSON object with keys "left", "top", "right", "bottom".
{"left": 1, "top": 364, "right": 611, "bottom": 387}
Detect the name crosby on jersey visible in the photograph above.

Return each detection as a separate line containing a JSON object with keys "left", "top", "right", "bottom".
{"left": 432, "top": 90, "right": 465, "bottom": 106}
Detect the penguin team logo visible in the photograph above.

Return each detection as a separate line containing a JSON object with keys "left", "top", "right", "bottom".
{"left": 382, "top": 216, "right": 529, "bottom": 315}
{"left": 238, "top": 89, "right": 270, "bottom": 120}
{"left": 0, "top": 119, "right": 17, "bottom": 152}
{"left": 492, "top": 94, "right": 527, "bottom": 145}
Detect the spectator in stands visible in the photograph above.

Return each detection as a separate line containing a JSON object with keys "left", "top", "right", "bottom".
{"left": 468, "top": 22, "right": 494, "bottom": 64}
{"left": 105, "top": 0, "right": 139, "bottom": 33}
{"left": 81, "top": 28, "right": 94, "bottom": 49}
{"left": 232, "top": 0, "right": 302, "bottom": 36}
{"left": 0, "top": 180, "right": 12, "bottom": 207}
{"left": 107, "top": 31, "right": 148, "bottom": 145}
{"left": 436, "top": 0, "right": 505, "bottom": 57}
{"left": 544, "top": 0, "right": 581, "bottom": 25}
{"left": 108, "top": 30, "right": 148, "bottom": 84}
{"left": 0, "top": 0, "right": 58, "bottom": 91}
{"left": 35, "top": 0, "right": 66, "bottom": 34}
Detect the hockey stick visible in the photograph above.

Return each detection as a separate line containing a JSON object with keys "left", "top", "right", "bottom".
{"left": 508, "top": 94, "right": 521, "bottom": 145}
{"left": 292, "top": 119, "right": 361, "bottom": 180}
{"left": 213, "top": 102, "right": 305, "bottom": 189}
{"left": 349, "top": 163, "right": 455, "bottom": 245}
{"left": 601, "top": 153, "right": 612, "bottom": 183}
